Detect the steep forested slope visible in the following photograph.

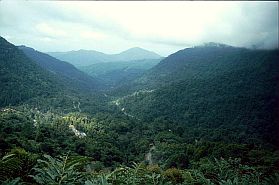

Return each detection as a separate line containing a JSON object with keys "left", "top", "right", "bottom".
{"left": 0, "top": 37, "right": 107, "bottom": 113}
{"left": 117, "top": 44, "right": 279, "bottom": 145}
{"left": 19, "top": 46, "right": 99, "bottom": 91}
{"left": 0, "top": 37, "right": 62, "bottom": 106}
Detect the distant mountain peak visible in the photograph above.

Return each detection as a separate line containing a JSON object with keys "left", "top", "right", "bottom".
{"left": 128, "top": 46, "right": 142, "bottom": 50}
{"left": 123, "top": 47, "right": 146, "bottom": 51}
{"left": 117, "top": 47, "right": 162, "bottom": 60}
{"left": 121, "top": 47, "right": 159, "bottom": 53}
{"left": 69, "top": 49, "right": 105, "bottom": 54}
{"left": 48, "top": 47, "right": 161, "bottom": 66}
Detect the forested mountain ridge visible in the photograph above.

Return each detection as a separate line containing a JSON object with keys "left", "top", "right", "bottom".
{"left": 114, "top": 44, "right": 279, "bottom": 146}
{"left": 48, "top": 47, "right": 162, "bottom": 66}
{"left": 0, "top": 37, "right": 63, "bottom": 107}
{"left": 133, "top": 44, "right": 279, "bottom": 88}
{"left": 18, "top": 46, "right": 100, "bottom": 91}
{"left": 0, "top": 37, "right": 108, "bottom": 113}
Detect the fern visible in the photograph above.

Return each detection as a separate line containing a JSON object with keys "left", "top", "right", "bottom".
{"left": 1, "top": 177, "right": 21, "bottom": 185}
{"left": 262, "top": 173, "right": 279, "bottom": 185}
{"left": 0, "top": 148, "right": 37, "bottom": 183}
{"left": 85, "top": 175, "right": 111, "bottom": 185}
{"left": 31, "top": 154, "right": 89, "bottom": 185}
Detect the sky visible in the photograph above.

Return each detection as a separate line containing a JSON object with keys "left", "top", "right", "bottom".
{"left": 0, "top": 1, "right": 278, "bottom": 56}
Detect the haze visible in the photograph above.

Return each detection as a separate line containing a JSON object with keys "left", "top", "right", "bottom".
{"left": 0, "top": 1, "right": 278, "bottom": 56}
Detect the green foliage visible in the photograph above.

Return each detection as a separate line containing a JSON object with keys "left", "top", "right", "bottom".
{"left": 79, "top": 59, "right": 161, "bottom": 89}
{"left": 0, "top": 38, "right": 278, "bottom": 184}
{"left": 1, "top": 177, "right": 21, "bottom": 185}
{"left": 190, "top": 157, "right": 276, "bottom": 185}
{"left": 262, "top": 173, "right": 279, "bottom": 185}
{"left": 19, "top": 46, "right": 99, "bottom": 92}
{"left": 0, "top": 38, "right": 56, "bottom": 106}
{"left": 119, "top": 47, "right": 279, "bottom": 146}
{"left": 0, "top": 148, "right": 37, "bottom": 183}
{"left": 163, "top": 168, "right": 184, "bottom": 184}
{"left": 31, "top": 154, "right": 89, "bottom": 185}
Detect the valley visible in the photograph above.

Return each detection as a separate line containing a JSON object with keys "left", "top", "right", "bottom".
{"left": 0, "top": 36, "right": 278, "bottom": 184}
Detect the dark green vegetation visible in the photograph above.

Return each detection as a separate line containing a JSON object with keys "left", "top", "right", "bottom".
{"left": 0, "top": 37, "right": 108, "bottom": 113}
{"left": 0, "top": 37, "right": 278, "bottom": 184}
{"left": 0, "top": 37, "right": 61, "bottom": 107}
{"left": 19, "top": 46, "right": 99, "bottom": 91}
{"left": 117, "top": 44, "right": 279, "bottom": 146}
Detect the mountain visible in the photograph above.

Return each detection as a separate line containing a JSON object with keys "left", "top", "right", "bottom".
{"left": 0, "top": 37, "right": 108, "bottom": 113}
{"left": 114, "top": 44, "right": 279, "bottom": 145}
{"left": 48, "top": 49, "right": 112, "bottom": 66}
{"left": 112, "top": 47, "right": 162, "bottom": 62}
{"left": 48, "top": 47, "right": 162, "bottom": 66}
{"left": 79, "top": 58, "right": 161, "bottom": 89}
{"left": 1, "top": 39, "right": 279, "bottom": 184}
{"left": 18, "top": 46, "right": 99, "bottom": 91}
{"left": 0, "top": 37, "right": 62, "bottom": 106}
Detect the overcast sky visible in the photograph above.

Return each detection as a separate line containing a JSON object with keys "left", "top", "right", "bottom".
{"left": 0, "top": 1, "right": 278, "bottom": 56}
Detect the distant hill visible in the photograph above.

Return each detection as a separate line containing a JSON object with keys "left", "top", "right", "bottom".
{"left": 48, "top": 47, "right": 162, "bottom": 66}
{"left": 112, "top": 47, "right": 162, "bottom": 62}
{"left": 48, "top": 49, "right": 111, "bottom": 66}
{"left": 79, "top": 58, "right": 162, "bottom": 89}
{"left": 18, "top": 46, "right": 99, "bottom": 91}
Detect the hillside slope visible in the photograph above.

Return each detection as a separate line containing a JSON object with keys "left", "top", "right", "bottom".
{"left": 0, "top": 37, "right": 108, "bottom": 113}
{"left": 116, "top": 44, "right": 279, "bottom": 145}
{"left": 19, "top": 46, "right": 99, "bottom": 91}
{"left": 0, "top": 37, "right": 63, "bottom": 107}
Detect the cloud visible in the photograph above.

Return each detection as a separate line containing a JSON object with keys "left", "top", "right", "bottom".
{"left": 36, "top": 23, "right": 68, "bottom": 38}
{"left": 0, "top": 1, "right": 277, "bottom": 56}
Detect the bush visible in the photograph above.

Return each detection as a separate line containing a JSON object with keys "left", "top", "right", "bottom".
{"left": 163, "top": 168, "right": 184, "bottom": 184}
